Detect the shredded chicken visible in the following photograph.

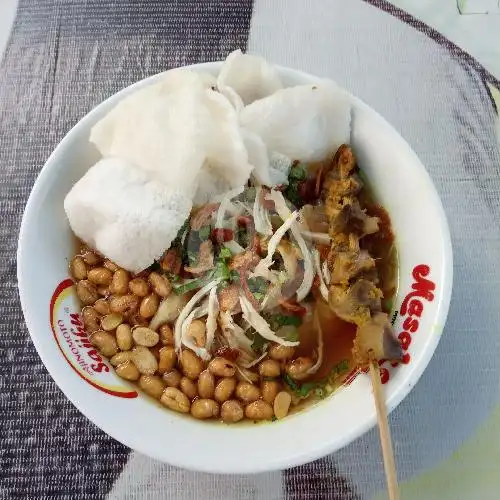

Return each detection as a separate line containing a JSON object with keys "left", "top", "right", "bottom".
{"left": 174, "top": 278, "right": 221, "bottom": 352}
{"left": 239, "top": 295, "right": 300, "bottom": 347}
{"left": 218, "top": 310, "right": 254, "bottom": 358}
{"left": 253, "top": 186, "right": 273, "bottom": 235}
{"left": 306, "top": 310, "right": 324, "bottom": 375}
{"left": 313, "top": 249, "right": 329, "bottom": 302}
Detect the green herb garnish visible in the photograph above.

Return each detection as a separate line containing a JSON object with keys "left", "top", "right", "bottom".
{"left": 166, "top": 272, "right": 181, "bottom": 283}
{"left": 282, "top": 358, "right": 351, "bottom": 399}
{"left": 284, "top": 328, "right": 299, "bottom": 342}
{"left": 269, "top": 313, "right": 302, "bottom": 329}
{"left": 218, "top": 247, "right": 233, "bottom": 261}
{"left": 283, "top": 163, "right": 308, "bottom": 207}
{"left": 213, "top": 260, "right": 231, "bottom": 281}
{"left": 187, "top": 249, "right": 198, "bottom": 265}
{"left": 283, "top": 184, "right": 302, "bottom": 208}
{"left": 282, "top": 373, "right": 299, "bottom": 391}
{"left": 289, "top": 163, "right": 307, "bottom": 181}
{"left": 295, "top": 382, "right": 318, "bottom": 397}
{"left": 173, "top": 276, "right": 209, "bottom": 295}
{"left": 247, "top": 276, "right": 268, "bottom": 295}
{"left": 251, "top": 332, "right": 268, "bottom": 353}
{"left": 333, "top": 359, "right": 349, "bottom": 374}
{"left": 198, "top": 226, "right": 211, "bottom": 241}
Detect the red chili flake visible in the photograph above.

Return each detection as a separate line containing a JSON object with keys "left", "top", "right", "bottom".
{"left": 214, "top": 346, "right": 240, "bottom": 362}
{"left": 237, "top": 215, "right": 253, "bottom": 227}
{"left": 317, "top": 244, "right": 330, "bottom": 261}
{"left": 312, "top": 275, "right": 320, "bottom": 288}
{"left": 278, "top": 298, "right": 307, "bottom": 316}
{"left": 314, "top": 166, "right": 324, "bottom": 198}
{"left": 211, "top": 228, "right": 234, "bottom": 243}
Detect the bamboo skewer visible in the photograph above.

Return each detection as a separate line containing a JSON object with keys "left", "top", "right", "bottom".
{"left": 369, "top": 360, "right": 400, "bottom": 500}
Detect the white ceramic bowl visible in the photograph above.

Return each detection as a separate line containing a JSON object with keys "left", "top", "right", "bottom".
{"left": 17, "top": 62, "right": 453, "bottom": 474}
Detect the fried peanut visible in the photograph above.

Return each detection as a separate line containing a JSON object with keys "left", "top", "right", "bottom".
{"left": 208, "top": 357, "right": 236, "bottom": 378}
{"left": 221, "top": 400, "right": 244, "bottom": 423}
{"left": 160, "top": 387, "right": 190, "bottom": 413}
{"left": 116, "top": 323, "right": 133, "bottom": 351}
{"left": 132, "top": 326, "right": 159, "bottom": 347}
{"left": 139, "top": 375, "right": 165, "bottom": 399}
{"left": 245, "top": 400, "right": 273, "bottom": 421}
{"left": 191, "top": 399, "right": 219, "bottom": 420}
{"left": 70, "top": 256, "right": 87, "bottom": 280}
{"left": 89, "top": 330, "right": 118, "bottom": 357}
{"left": 197, "top": 370, "right": 215, "bottom": 399}
{"left": 76, "top": 280, "right": 99, "bottom": 305}
{"left": 180, "top": 350, "right": 203, "bottom": 380}
{"left": 235, "top": 382, "right": 260, "bottom": 403}
{"left": 88, "top": 267, "right": 113, "bottom": 286}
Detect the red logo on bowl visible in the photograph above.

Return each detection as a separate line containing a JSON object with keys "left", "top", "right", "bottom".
{"left": 345, "top": 264, "right": 436, "bottom": 385}
{"left": 396, "top": 264, "right": 436, "bottom": 364}
{"left": 50, "top": 279, "right": 138, "bottom": 398}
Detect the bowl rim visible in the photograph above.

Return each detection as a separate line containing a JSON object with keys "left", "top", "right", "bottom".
{"left": 17, "top": 61, "right": 453, "bottom": 473}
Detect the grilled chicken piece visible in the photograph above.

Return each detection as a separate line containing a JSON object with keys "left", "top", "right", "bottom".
{"left": 329, "top": 279, "right": 382, "bottom": 325}
{"left": 328, "top": 233, "right": 376, "bottom": 285}
{"left": 330, "top": 249, "right": 376, "bottom": 285}
{"left": 329, "top": 200, "right": 379, "bottom": 237}
{"left": 329, "top": 143, "right": 357, "bottom": 179}
{"left": 323, "top": 179, "right": 362, "bottom": 218}
{"left": 353, "top": 312, "right": 403, "bottom": 366}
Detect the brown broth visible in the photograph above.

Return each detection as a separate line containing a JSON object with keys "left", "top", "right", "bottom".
{"left": 296, "top": 299, "right": 357, "bottom": 383}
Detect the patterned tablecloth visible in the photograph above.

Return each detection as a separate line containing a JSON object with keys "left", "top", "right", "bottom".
{"left": 1, "top": 1, "right": 499, "bottom": 498}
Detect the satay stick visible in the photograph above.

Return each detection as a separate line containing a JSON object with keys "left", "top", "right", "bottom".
{"left": 369, "top": 359, "right": 400, "bottom": 500}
